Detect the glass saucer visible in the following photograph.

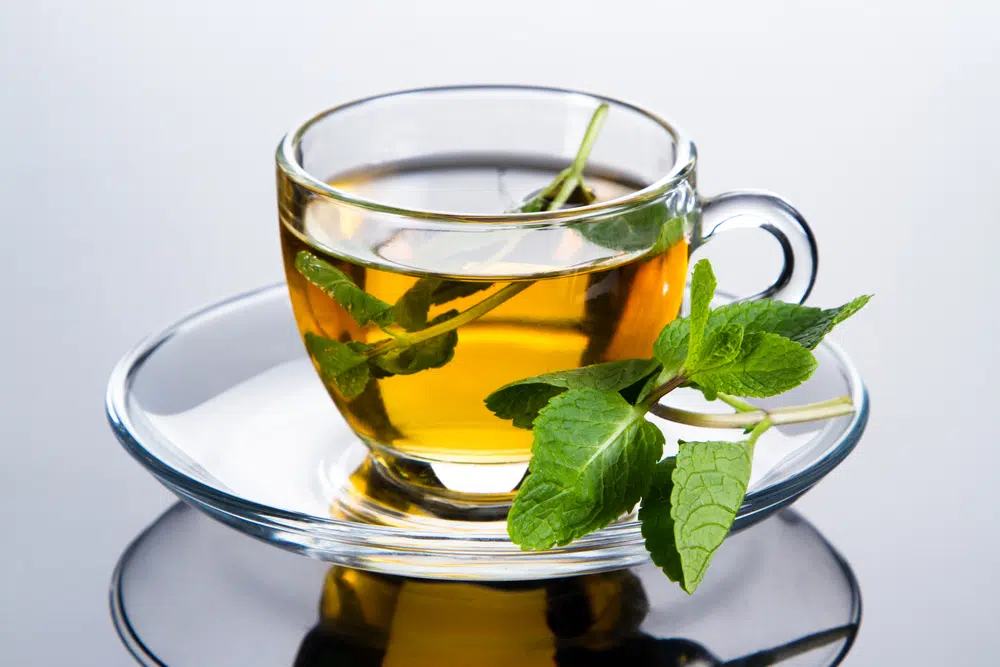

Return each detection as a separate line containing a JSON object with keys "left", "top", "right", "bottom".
{"left": 111, "top": 502, "right": 860, "bottom": 666}
{"left": 106, "top": 285, "right": 869, "bottom": 579}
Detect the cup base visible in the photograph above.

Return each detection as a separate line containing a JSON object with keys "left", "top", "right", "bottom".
{"left": 331, "top": 453, "right": 528, "bottom": 528}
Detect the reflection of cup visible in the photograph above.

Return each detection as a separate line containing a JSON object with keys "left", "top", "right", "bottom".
{"left": 293, "top": 565, "right": 858, "bottom": 667}
{"left": 277, "top": 86, "right": 818, "bottom": 500}
{"left": 293, "top": 566, "right": 649, "bottom": 667}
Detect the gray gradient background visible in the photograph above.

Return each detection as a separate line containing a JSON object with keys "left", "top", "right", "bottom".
{"left": 1, "top": 1, "right": 997, "bottom": 664}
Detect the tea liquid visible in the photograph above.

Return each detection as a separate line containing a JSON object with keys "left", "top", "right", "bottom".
{"left": 280, "top": 158, "right": 688, "bottom": 464}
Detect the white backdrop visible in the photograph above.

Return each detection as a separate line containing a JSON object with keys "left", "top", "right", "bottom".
{"left": 1, "top": 1, "right": 998, "bottom": 664}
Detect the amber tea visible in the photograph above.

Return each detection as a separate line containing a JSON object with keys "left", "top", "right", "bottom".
{"left": 280, "top": 157, "right": 688, "bottom": 466}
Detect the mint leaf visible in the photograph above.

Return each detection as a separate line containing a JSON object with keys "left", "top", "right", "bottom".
{"left": 638, "top": 458, "right": 683, "bottom": 584}
{"left": 652, "top": 318, "right": 690, "bottom": 375}
{"left": 393, "top": 279, "right": 440, "bottom": 330}
{"left": 485, "top": 359, "right": 661, "bottom": 429}
{"left": 653, "top": 292, "right": 870, "bottom": 381}
{"left": 690, "top": 332, "right": 817, "bottom": 398}
{"left": 507, "top": 389, "right": 663, "bottom": 549}
{"left": 579, "top": 204, "right": 685, "bottom": 253}
{"left": 394, "top": 278, "right": 493, "bottom": 330}
{"left": 428, "top": 280, "right": 493, "bottom": 305}
{"left": 706, "top": 296, "right": 871, "bottom": 351}
{"left": 692, "top": 323, "right": 744, "bottom": 371}
{"left": 671, "top": 439, "right": 753, "bottom": 594}
{"left": 303, "top": 333, "right": 371, "bottom": 399}
{"left": 295, "top": 251, "right": 394, "bottom": 327}
{"left": 372, "top": 311, "right": 458, "bottom": 375}
{"left": 686, "top": 259, "right": 716, "bottom": 364}
{"left": 485, "top": 384, "right": 566, "bottom": 429}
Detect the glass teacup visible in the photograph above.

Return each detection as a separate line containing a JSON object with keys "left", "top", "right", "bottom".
{"left": 276, "top": 86, "right": 816, "bottom": 507}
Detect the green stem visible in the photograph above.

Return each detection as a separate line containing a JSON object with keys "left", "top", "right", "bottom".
{"left": 368, "top": 282, "right": 532, "bottom": 356}
{"left": 547, "top": 103, "right": 609, "bottom": 210}
{"left": 746, "top": 417, "right": 774, "bottom": 454}
{"left": 648, "top": 396, "right": 855, "bottom": 429}
{"left": 640, "top": 374, "right": 687, "bottom": 409}
{"left": 716, "top": 393, "right": 757, "bottom": 413}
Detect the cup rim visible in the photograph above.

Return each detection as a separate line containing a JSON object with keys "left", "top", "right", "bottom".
{"left": 275, "top": 84, "right": 697, "bottom": 226}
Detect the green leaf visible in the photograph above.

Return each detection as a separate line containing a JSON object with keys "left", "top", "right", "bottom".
{"left": 371, "top": 311, "right": 459, "bottom": 375}
{"left": 690, "top": 332, "right": 817, "bottom": 398}
{"left": 653, "top": 288, "right": 870, "bottom": 382}
{"left": 671, "top": 439, "right": 753, "bottom": 594}
{"left": 392, "top": 279, "right": 440, "bottom": 330}
{"left": 507, "top": 389, "right": 663, "bottom": 550}
{"left": 578, "top": 203, "right": 686, "bottom": 253}
{"left": 394, "top": 278, "right": 493, "bottom": 330}
{"left": 485, "top": 359, "right": 661, "bottom": 429}
{"left": 295, "top": 251, "right": 394, "bottom": 327}
{"left": 706, "top": 295, "right": 872, "bottom": 351}
{"left": 652, "top": 318, "right": 690, "bottom": 375}
{"left": 638, "top": 458, "right": 683, "bottom": 584}
{"left": 686, "top": 259, "right": 717, "bottom": 363}
{"left": 303, "top": 333, "right": 372, "bottom": 399}
{"left": 692, "top": 324, "right": 744, "bottom": 372}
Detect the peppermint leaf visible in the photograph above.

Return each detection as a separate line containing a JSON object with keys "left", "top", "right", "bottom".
{"left": 653, "top": 295, "right": 870, "bottom": 379}
{"left": 686, "top": 259, "right": 716, "bottom": 363}
{"left": 295, "top": 251, "right": 394, "bottom": 327}
{"left": 303, "top": 333, "right": 372, "bottom": 399}
{"left": 706, "top": 295, "right": 871, "bottom": 350}
{"left": 652, "top": 318, "right": 690, "bottom": 375}
{"left": 638, "top": 458, "right": 683, "bottom": 584}
{"left": 394, "top": 278, "right": 493, "bottom": 330}
{"left": 372, "top": 311, "right": 458, "bottom": 375}
{"left": 671, "top": 439, "right": 753, "bottom": 594}
{"left": 393, "top": 278, "right": 440, "bottom": 330}
{"left": 690, "top": 332, "right": 817, "bottom": 398}
{"left": 507, "top": 389, "right": 663, "bottom": 550}
{"left": 691, "top": 324, "right": 744, "bottom": 372}
{"left": 485, "top": 359, "right": 661, "bottom": 429}
{"left": 578, "top": 203, "right": 685, "bottom": 253}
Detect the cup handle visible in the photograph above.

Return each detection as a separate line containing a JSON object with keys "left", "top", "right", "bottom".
{"left": 695, "top": 190, "right": 818, "bottom": 304}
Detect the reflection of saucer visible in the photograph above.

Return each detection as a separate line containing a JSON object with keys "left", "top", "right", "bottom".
{"left": 111, "top": 503, "right": 860, "bottom": 666}
{"left": 107, "top": 285, "right": 868, "bottom": 579}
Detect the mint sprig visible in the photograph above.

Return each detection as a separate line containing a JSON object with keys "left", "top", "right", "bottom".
{"left": 488, "top": 258, "right": 871, "bottom": 593}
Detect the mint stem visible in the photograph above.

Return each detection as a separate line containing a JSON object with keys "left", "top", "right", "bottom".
{"left": 369, "top": 282, "right": 532, "bottom": 356}
{"left": 648, "top": 396, "right": 855, "bottom": 429}
{"left": 716, "top": 393, "right": 757, "bottom": 413}
{"left": 640, "top": 374, "right": 687, "bottom": 409}
{"left": 547, "top": 103, "right": 608, "bottom": 210}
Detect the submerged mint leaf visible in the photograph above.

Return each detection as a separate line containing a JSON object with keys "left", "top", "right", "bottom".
{"left": 686, "top": 259, "right": 717, "bottom": 365}
{"left": 393, "top": 278, "right": 440, "bottom": 330}
{"left": 394, "top": 278, "right": 494, "bottom": 330}
{"left": 671, "top": 438, "right": 753, "bottom": 594}
{"left": 579, "top": 203, "right": 686, "bottom": 253}
{"left": 303, "top": 333, "right": 372, "bottom": 399}
{"left": 638, "top": 458, "right": 683, "bottom": 584}
{"left": 507, "top": 389, "right": 663, "bottom": 550}
{"left": 372, "top": 311, "right": 459, "bottom": 375}
{"left": 690, "top": 332, "right": 817, "bottom": 398}
{"left": 295, "top": 251, "right": 394, "bottom": 327}
{"left": 485, "top": 359, "right": 661, "bottom": 429}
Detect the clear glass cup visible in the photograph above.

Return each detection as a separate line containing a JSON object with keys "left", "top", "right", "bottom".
{"left": 275, "top": 85, "right": 817, "bottom": 507}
